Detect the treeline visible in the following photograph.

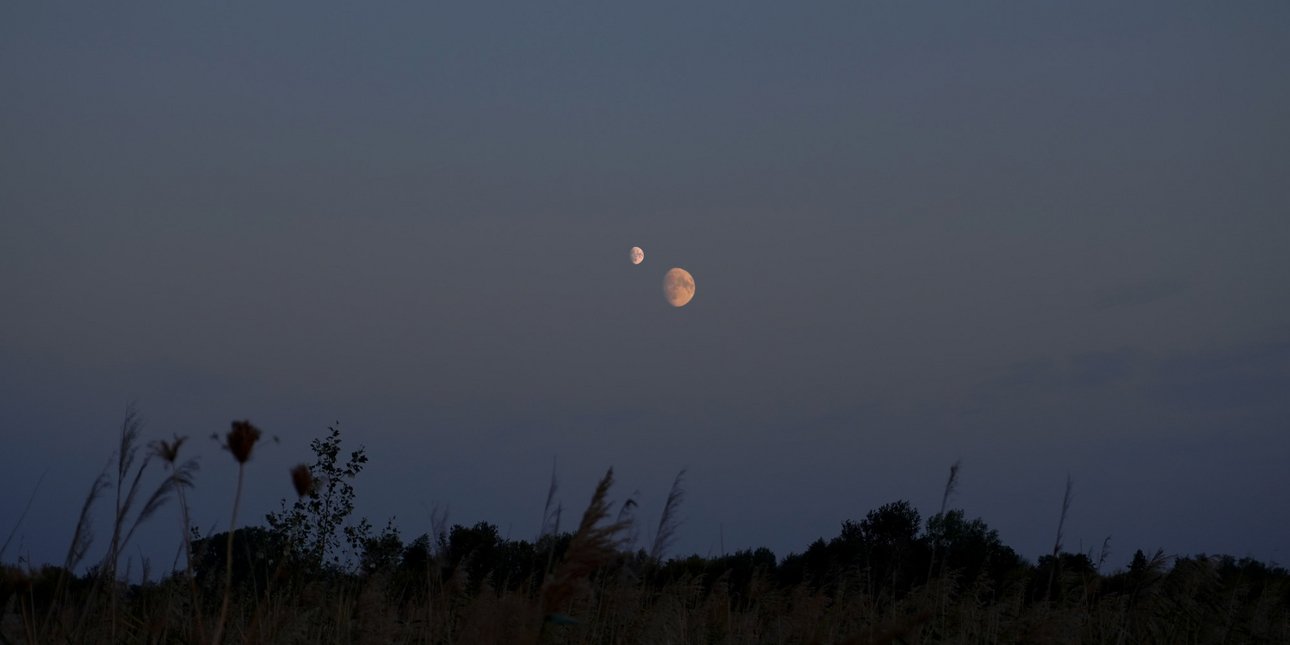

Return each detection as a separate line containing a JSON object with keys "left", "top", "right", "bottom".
{"left": 1, "top": 418, "right": 1287, "bottom": 643}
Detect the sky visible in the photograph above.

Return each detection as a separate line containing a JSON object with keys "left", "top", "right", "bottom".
{"left": 2, "top": 2, "right": 1288, "bottom": 573}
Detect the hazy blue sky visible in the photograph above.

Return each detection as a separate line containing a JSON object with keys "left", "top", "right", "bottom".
{"left": 3, "top": 2, "right": 1288, "bottom": 571}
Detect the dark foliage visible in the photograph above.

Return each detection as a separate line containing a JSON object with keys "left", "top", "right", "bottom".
{"left": 5, "top": 421, "right": 1287, "bottom": 643}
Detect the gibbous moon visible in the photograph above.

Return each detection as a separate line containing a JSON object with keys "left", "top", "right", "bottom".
{"left": 630, "top": 246, "right": 644, "bottom": 265}
{"left": 663, "top": 267, "right": 696, "bottom": 307}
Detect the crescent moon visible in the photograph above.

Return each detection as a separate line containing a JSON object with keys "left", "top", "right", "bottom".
{"left": 630, "top": 246, "right": 644, "bottom": 265}
{"left": 663, "top": 267, "right": 695, "bottom": 307}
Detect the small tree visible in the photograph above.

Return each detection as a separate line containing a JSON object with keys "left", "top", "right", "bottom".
{"left": 859, "top": 500, "right": 925, "bottom": 595}
{"left": 266, "top": 424, "right": 370, "bottom": 571}
{"left": 924, "top": 509, "right": 1020, "bottom": 586}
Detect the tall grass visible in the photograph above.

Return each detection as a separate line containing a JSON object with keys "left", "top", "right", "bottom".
{"left": 1046, "top": 474, "right": 1074, "bottom": 602}
{"left": 211, "top": 420, "right": 261, "bottom": 645}
{"left": 3, "top": 423, "right": 1287, "bottom": 645}
{"left": 649, "top": 469, "right": 686, "bottom": 564}
{"left": 152, "top": 434, "right": 201, "bottom": 640}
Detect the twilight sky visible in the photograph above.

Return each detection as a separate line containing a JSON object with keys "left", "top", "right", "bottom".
{"left": 2, "top": 2, "right": 1288, "bottom": 571}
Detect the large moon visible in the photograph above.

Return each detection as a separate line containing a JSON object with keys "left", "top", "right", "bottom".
{"left": 662, "top": 267, "right": 696, "bottom": 307}
{"left": 630, "top": 246, "right": 644, "bottom": 265}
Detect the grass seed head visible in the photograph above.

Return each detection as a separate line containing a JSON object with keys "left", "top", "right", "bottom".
{"left": 291, "top": 464, "right": 314, "bottom": 497}
{"left": 226, "top": 420, "right": 262, "bottom": 464}
{"left": 152, "top": 434, "right": 187, "bottom": 464}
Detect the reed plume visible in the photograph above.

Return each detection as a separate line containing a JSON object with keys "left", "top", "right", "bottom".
{"left": 151, "top": 434, "right": 201, "bottom": 640}
{"left": 538, "top": 458, "right": 560, "bottom": 541}
{"left": 540, "top": 468, "right": 630, "bottom": 623}
{"left": 649, "top": 468, "right": 686, "bottom": 563}
{"left": 92, "top": 408, "right": 180, "bottom": 641}
{"left": 927, "top": 460, "right": 961, "bottom": 581}
{"left": 1045, "top": 474, "right": 1074, "bottom": 601}
{"left": 40, "top": 467, "right": 108, "bottom": 641}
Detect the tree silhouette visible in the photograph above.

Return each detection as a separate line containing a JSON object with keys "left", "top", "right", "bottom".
{"left": 265, "top": 424, "right": 370, "bottom": 572}
{"left": 924, "top": 509, "right": 1022, "bottom": 587}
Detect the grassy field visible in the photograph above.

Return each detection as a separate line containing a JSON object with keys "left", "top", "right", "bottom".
{"left": 2, "top": 417, "right": 1287, "bottom": 644}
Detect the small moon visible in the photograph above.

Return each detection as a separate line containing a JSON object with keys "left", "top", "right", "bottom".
{"left": 630, "top": 246, "right": 644, "bottom": 265}
{"left": 663, "top": 267, "right": 695, "bottom": 307}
